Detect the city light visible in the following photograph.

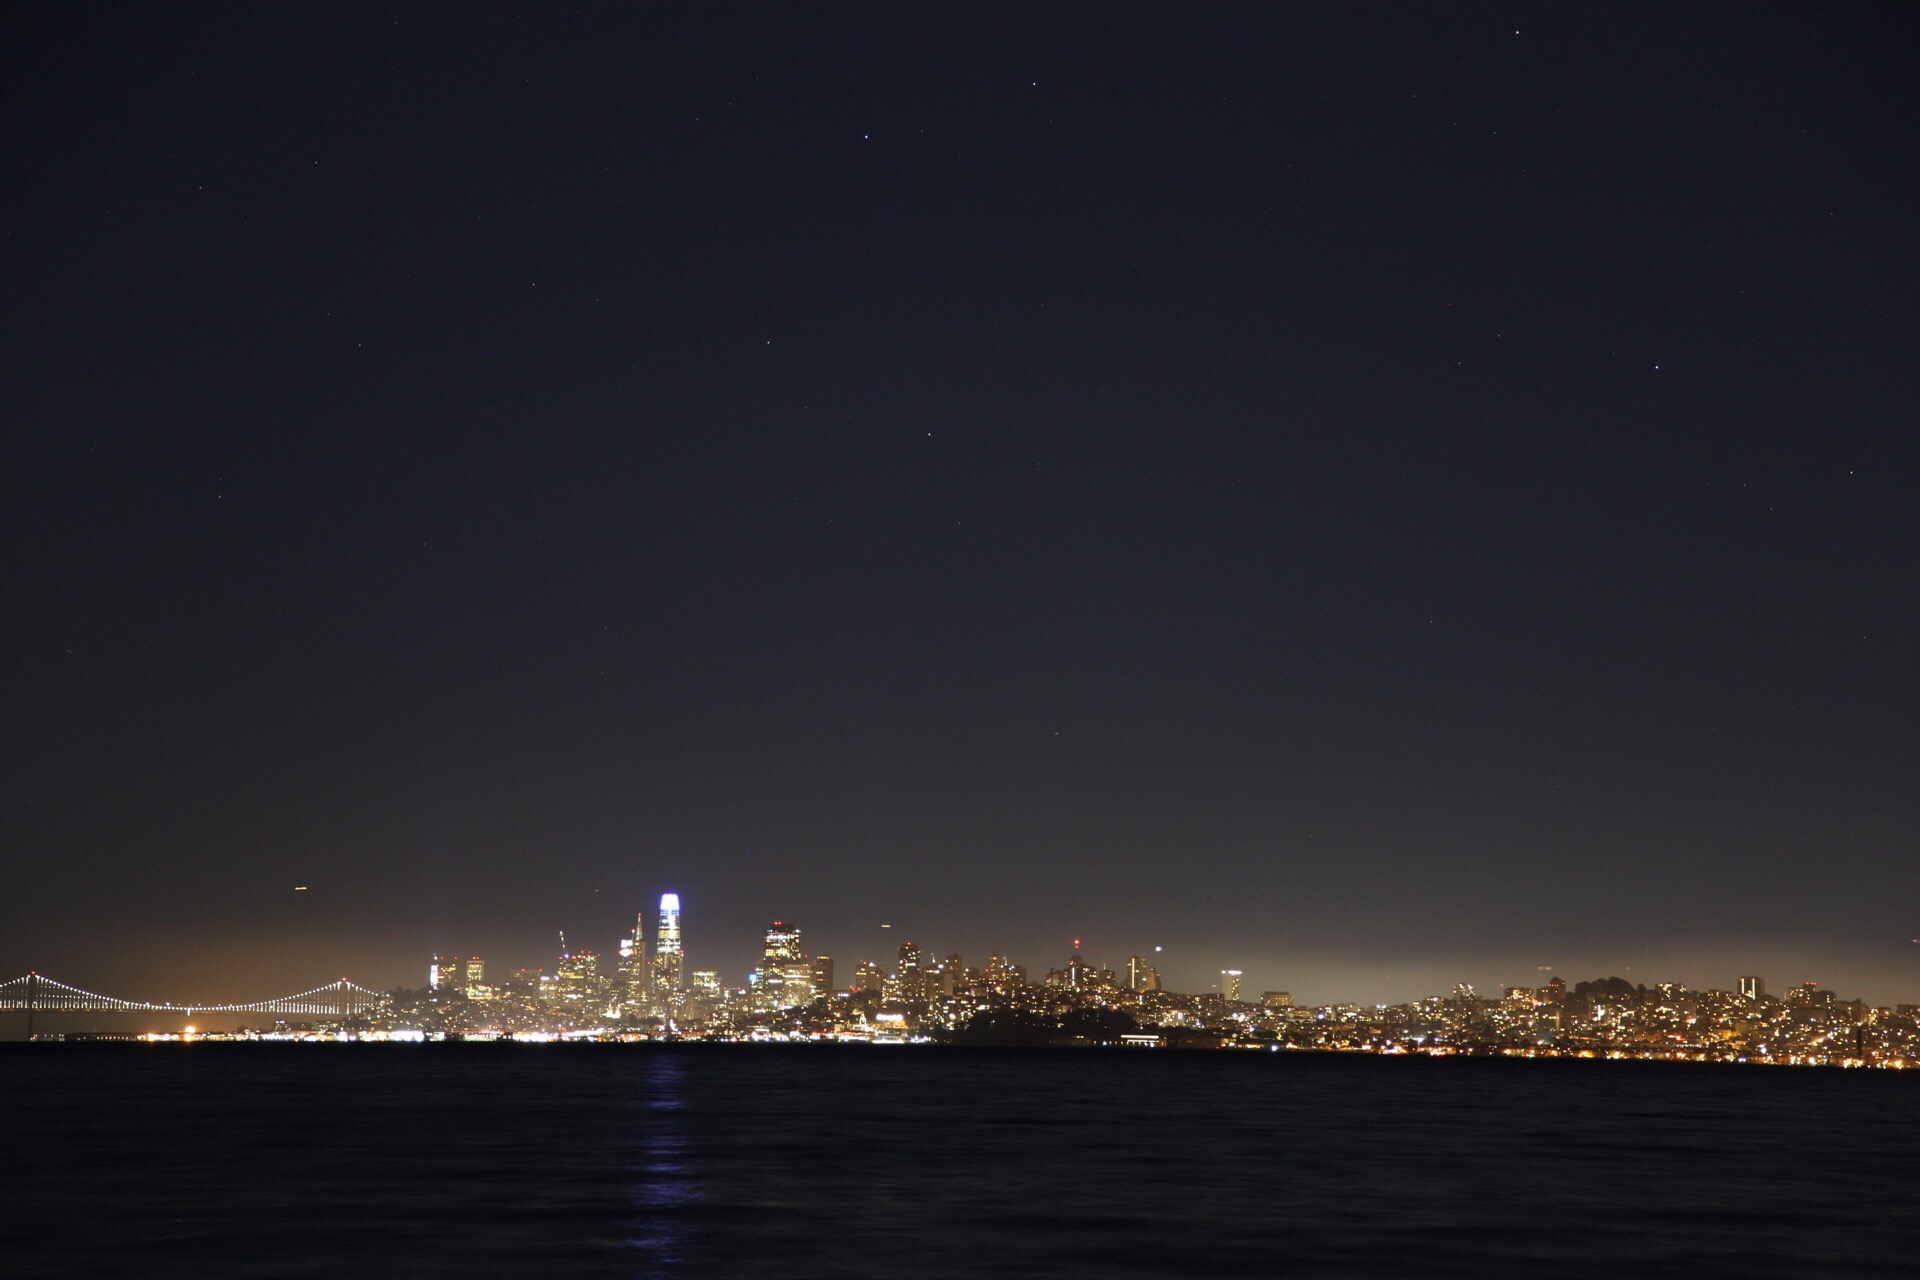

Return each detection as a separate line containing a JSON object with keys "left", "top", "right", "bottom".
{"left": 6, "top": 899, "right": 1914, "bottom": 1065}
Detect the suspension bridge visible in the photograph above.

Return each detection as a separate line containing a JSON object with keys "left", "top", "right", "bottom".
{"left": 0, "top": 972, "right": 380, "bottom": 1022}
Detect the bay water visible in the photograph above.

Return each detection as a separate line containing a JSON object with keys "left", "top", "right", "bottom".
{"left": 4, "top": 1045, "right": 1915, "bottom": 1277}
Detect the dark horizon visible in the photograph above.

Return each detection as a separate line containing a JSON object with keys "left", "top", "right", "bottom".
{"left": 5, "top": 5, "right": 1917, "bottom": 1008}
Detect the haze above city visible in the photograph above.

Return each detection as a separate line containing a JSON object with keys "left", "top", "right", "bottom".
{"left": 5, "top": 7, "right": 1916, "bottom": 1007}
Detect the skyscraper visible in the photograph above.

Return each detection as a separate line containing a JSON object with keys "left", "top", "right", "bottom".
{"left": 652, "top": 893, "right": 683, "bottom": 999}
{"left": 1056, "top": 944, "right": 1093, "bottom": 991}
{"left": 895, "top": 940, "right": 926, "bottom": 1001}
{"left": 1738, "top": 975, "right": 1765, "bottom": 1001}
{"left": 1126, "top": 955, "right": 1161, "bottom": 993}
{"left": 985, "top": 953, "right": 1024, "bottom": 994}
{"left": 941, "top": 952, "right": 966, "bottom": 997}
{"left": 1221, "top": 970, "right": 1243, "bottom": 1002}
{"left": 431, "top": 954, "right": 462, "bottom": 992}
{"left": 554, "top": 946, "right": 602, "bottom": 1004}
{"left": 764, "top": 920, "right": 803, "bottom": 967}
{"left": 618, "top": 911, "right": 648, "bottom": 1010}
{"left": 762, "top": 920, "right": 812, "bottom": 1008}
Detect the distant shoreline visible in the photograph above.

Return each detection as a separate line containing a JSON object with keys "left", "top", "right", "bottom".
{"left": 4, "top": 1036, "right": 1911, "bottom": 1070}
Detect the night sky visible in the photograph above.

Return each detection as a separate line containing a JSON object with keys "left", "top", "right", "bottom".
{"left": 6, "top": 5, "right": 1916, "bottom": 1005}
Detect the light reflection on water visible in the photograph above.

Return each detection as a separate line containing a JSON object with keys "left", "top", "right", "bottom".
{"left": 627, "top": 1054, "right": 698, "bottom": 1276}
{"left": 3, "top": 1047, "right": 1917, "bottom": 1278}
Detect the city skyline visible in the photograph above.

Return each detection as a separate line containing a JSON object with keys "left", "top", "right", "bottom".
{"left": 10, "top": 862, "right": 1917, "bottom": 1008}
{"left": 9, "top": 907, "right": 1912, "bottom": 1070}
{"left": 10, "top": 883, "right": 1915, "bottom": 1014}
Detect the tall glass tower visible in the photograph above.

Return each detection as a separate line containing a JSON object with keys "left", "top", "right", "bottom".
{"left": 652, "top": 893, "right": 683, "bottom": 996}
{"left": 618, "top": 910, "right": 648, "bottom": 1008}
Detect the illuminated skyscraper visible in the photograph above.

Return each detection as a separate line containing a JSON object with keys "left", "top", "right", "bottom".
{"left": 682, "top": 970, "right": 722, "bottom": 1022}
{"left": 1050, "top": 944, "right": 1093, "bottom": 991}
{"left": 765, "top": 920, "right": 803, "bottom": 967}
{"left": 762, "top": 920, "right": 812, "bottom": 1008}
{"left": 985, "top": 953, "right": 1024, "bottom": 993}
{"left": 1738, "top": 975, "right": 1765, "bottom": 1001}
{"left": 940, "top": 953, "right": 966, "bottom": 997}
{"left": 1220, "top": 970, "right": 1243, "bottom": 1002}
{"left": 652, "top": 893, "right": 683, "bottom": 997}
{"left": 1126, "top": 956, "right": 1161, "bottom": 992}
{"left": 810, "top": 954, "right": 835, "bottom": 996}
{"left": 554, "top": 947, "right": 602, "bottom": 1005}
{"left": 431, "top": 954, "right": 463, "bottom": 991}
{"left": 618, "top": 911, "right": 649, "bottom": 1008}
{"left": 896, "top": 940, "right": 927, "bottom": 1001}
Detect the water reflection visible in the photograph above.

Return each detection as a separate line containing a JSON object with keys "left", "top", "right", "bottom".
{"left": 626, "top": 1054, "right": 699, "bottom": 1277}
